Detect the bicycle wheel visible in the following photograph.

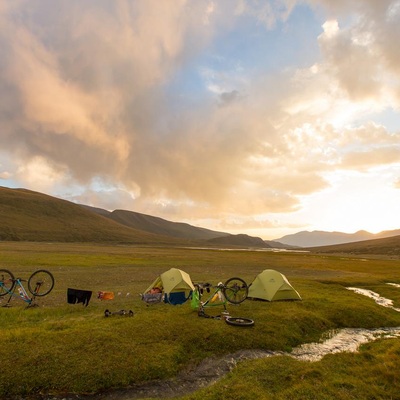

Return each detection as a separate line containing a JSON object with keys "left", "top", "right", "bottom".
{"left": 223, "top": 277, "right": 248, "bottom": 304}
{"left": 225, "top": 317, "right": 254, "bottom": 327}
{"left": 28, "top": 270, "right": 54, "bottom": 296}
{"left": 0, "top": 269, "right": 15, "bottom": 296}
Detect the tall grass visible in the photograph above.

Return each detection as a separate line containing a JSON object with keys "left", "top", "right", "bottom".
{"left": 1, "top": 242, "right": 400, "bottom": 399}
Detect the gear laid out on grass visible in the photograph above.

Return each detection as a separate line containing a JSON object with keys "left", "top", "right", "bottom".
{"left": 104, "top": 309, "right": 134, "bottom": 317}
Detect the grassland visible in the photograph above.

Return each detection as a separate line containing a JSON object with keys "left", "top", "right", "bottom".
{"left": 1, "top": 242, "right": 400, "bottom": 400}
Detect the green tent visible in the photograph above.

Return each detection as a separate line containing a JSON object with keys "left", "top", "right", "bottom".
{"left": 248, "top": 269, "right": 301, "bottom": 301}
{"left": 143, "top": 268, "right": 195, "bottom": 305}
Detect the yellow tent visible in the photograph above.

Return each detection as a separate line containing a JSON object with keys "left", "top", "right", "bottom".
{"left": 248, "top": 269, "right": 301, "bottom": 301}
{"left": 144, "top": 268, "right": 195, "bottom": 305}
{"left": 145, "top": 268, "right": 194, "bottom": 294}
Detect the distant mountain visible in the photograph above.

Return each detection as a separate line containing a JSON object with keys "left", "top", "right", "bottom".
{"left": 264, "top": 240, "right": 297, "bottom": 249}
{"left": 3, "top": 185, "right": 399, "bottom": 255}
{"left": 81, "top": 206, "right": 229, "bottom": 241}
{"left": 207, "top": 234, "right": 271, "bottom": 248}
{"left": 275, "top": 229, "right": 400, "bottom": 248}
{"left": 306, "top": 235, "right": 400, "bottom": 257}
{"left": 83, "top": 206, "right": 275, "bottom": 248}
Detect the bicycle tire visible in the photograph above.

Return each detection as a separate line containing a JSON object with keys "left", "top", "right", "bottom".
{"left": 0, "top": 269, "right": 15, "bottom": 297}
{"left": 223, "top": 277, "right": 248, "bottom": 304}
{"left": 28, "top": 270, "right": 54, "bottom": 297}
{"left": 225, "top": 317, "right": 254, "bottom": 327}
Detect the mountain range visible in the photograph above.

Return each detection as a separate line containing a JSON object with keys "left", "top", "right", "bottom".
{"left": 0, "top": 186, "right": 399, "bottom": 256}
{"left": 0, "top": 186, "right": 278, "bottom": 248}
{"left": 275, "top": 229, "right": 400, "bottom": 248}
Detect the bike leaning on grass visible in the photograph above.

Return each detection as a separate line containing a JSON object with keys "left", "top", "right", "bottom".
{"left": 0, "top": 269, "right": 55, "bottom": 308}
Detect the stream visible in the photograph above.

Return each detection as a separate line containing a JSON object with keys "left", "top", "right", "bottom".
{"left": 79, "top": 326, "right": 400, "bottom": 400}
{"left": 45, "top": 284, "right": 400, "bottom": 400}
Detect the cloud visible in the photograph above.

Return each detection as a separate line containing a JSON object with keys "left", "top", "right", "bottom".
{"left": 312, "top": 0, "right": 400, "bottom": 105}
{"left": 235, "top": 0, "right": 297, "bottom": 29}
{"left": 218, "top": 90, "right": 241, "bottom": 106}
{"left": 0, "top": 0, "right": 399, "bottom": 234}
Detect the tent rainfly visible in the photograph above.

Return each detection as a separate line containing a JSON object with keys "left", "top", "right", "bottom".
{"left": 248, "top": 269, "right": 301, "bottom": 301}
{"left": 143, "top": 268, "right": 195, "bottom": 305}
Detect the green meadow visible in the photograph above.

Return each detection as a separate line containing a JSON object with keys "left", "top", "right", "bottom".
{"left": 1, "top": 242, "right": 400, "bottom": 400}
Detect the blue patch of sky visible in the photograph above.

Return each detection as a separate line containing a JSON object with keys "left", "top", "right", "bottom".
{"left": 375, "top": 109, "right": 400, "bottom": 134}
{"left": 355, "top": 108, "right": 400, "bottom": 134}
{"left": 0, "top": 177, "right": 18, "bottom": 189}
{"left": 210, "top": 4, "right": 324, "bottom": 74}
{"left": 165, "top": 4, "right": 323, "bottom": 108}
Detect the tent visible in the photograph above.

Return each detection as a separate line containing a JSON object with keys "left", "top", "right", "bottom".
{"left": 248, "top": 269, "right": 301, "bottom": 301}
{"left": 143, "top": 268, "right": 195, "bottom": 305}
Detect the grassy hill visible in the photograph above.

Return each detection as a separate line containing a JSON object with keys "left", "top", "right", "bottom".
{"left": 307, "top": 235, "right": 400, "bottom": 257}
{"left": 0, "top": 186, "right": 181, "bottom": 244}
{"left": 207, "top": 233, "right": 271, "bottom": 248}
{"left": 83, "top": 206, "right": 229, "bottom": 240}
{"left": 1, "top": 185, "right": 400, "bottom": 255}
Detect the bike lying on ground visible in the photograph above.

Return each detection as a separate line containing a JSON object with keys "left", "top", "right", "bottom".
{"left": 0, "top": 269, "right": 55, "bottom": 308}
{"left": 193, "top": 277, "right": 254, "bottom": 326}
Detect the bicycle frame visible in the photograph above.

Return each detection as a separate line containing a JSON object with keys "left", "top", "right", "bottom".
{"left": 194, "top": 277, "right": 248, "bottom": 319}
{"left": 197, "top": 282, "right": 228, "bottom": 310}
{"left": 1, "top": 278, "right": 37, "bottom": 308}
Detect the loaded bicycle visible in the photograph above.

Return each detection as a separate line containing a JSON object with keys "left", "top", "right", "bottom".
{"left": 193, "top": 277, "right": 254, "bottom": 326}
{"left": 0, "top": 269, "right": 55, "bottom": 308}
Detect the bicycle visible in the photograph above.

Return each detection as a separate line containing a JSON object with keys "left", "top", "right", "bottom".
{"left": 193, "top": 277, "right": 253, "bottom": 326}
{"left": 0, "top": 269, "right": 55, "bottom": 308}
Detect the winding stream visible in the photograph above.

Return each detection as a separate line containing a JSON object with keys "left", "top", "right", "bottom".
{"left": 48, "top": 284, "right": 400, "bottom": 400}
{"left": 82, "top": 326, "right": 400, "bottom": 400}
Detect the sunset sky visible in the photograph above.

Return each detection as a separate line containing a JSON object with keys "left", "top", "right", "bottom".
{"left": 0, "top": 0, "right": 399, "bottom": 240}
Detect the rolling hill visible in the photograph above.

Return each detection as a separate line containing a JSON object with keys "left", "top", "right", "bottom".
{"left": 207, "top": 234, "right": 270, "bottom": 248}
{"left": 81, "top": 205, "right": 230, "bottom": 240}
{"left": 1, "top": 185, "right": 399, "bottom": 256}
{"left": 0, "top": 186, "right": 273, "bottom": 248}
{"left": 275, "top": 229, "right": 400, "bottom": 247}
{"left": 305, "top": 235, "right": 400, "bottom": 257}
{"left": 0, "top": 186, "right": 182, "bottom": 244}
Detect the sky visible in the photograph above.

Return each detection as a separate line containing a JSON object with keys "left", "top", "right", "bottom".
{"left": 0, "top": 0, "right": 399, "bottom": 240}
